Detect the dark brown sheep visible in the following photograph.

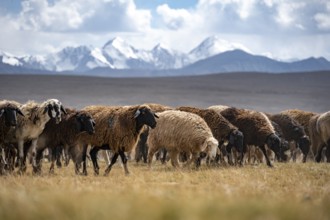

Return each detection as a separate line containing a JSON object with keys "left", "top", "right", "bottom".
{"left": 33, "top": 108, "right": 95, "bottom": 174}
{"left": 0, "top": 100, "right": 24, "bottom": 174}
{"left": 217, "top": 107, "right": 281, "bottom": 167}
{"left": 177, "top": 106, "right": 244, "bottom": 164}
{"left": 79, "top": 104, "right": 158, "bottom": 176}
{"left": 281, "top": 109, "right": 317, "bottom": 138}
{"left": 267, "top": 113, "right": 310, "bottom": 162}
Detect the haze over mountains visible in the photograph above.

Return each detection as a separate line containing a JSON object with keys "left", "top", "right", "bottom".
{"left": 1, "top": 36, "right": 330, "bottom": 77}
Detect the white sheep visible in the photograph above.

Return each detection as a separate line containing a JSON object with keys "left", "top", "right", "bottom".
{"left": 147, "top": 110, "right": 218, "bottom": 168}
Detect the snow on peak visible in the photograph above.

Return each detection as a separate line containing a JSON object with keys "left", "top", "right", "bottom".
{"left": 189, "top": 35, "right": 250, "bottom": 62}
{"left": 0, "top": 51, "right": 22, "bottom": 66}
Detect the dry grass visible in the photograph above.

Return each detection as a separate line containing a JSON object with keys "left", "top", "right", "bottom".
{"left": 0, "top": 161, "right": 329, "bottom": 220}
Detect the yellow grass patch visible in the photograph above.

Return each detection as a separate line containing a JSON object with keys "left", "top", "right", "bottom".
{"left": 0, "top": 161, "right": 329, "bottom": 220}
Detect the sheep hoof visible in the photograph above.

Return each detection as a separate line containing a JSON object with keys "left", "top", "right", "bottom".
{"left": 125, "top": 172, "right": 130, "bottom": 176}
{"left": 94, "top": 169, "right": 99, "bottom": 176}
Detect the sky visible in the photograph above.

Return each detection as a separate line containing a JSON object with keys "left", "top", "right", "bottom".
{"left": 0, "top": 0, "right": 330, "bottom": 61}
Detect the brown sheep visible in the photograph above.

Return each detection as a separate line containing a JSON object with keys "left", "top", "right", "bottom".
{"left": 309, "top": 111, "right": 330, "bottom": 162}
{"left": 267, "top": 113, "right": 310, "bottom": 162}
{"left": 211, "top": 106, "right": 281, "bottom": 167}
{"left": 147, "top": 110, "right": 218, "bottom": 168}
{"left": 78, "top": 104, "right": 158, "bottom": 176}
{"left": 33, "top": 108, "right": 96, "bottom": 174}
{"left": 177, "top": 106, "right": 243, "bottom": 165}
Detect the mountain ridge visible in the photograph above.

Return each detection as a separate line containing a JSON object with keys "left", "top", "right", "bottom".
{"left": 1, "top": 36, "right": 330, "bottom": 77}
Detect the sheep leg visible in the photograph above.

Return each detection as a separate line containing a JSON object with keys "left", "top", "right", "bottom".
{"left": 55, "top": 145, "right": 63, "bottom": 168}
{"left": 225, "top": 143, "right": 235, "bottom": 165}
{"left": 162, "top": 148, "right": 169, "bottom": 164}
{"left": 49, "top": 147, "right": 58, "bottom": 174}
{"left": 81, "top": 144, "right": 88, "bottom": 176}
{"left": 104, "top": 153, "right": 119, "bottom": 176}
{"left": 63, "top": 144, "right": 70, "bottom": 166}
{"left": 326, "top": 140, "right": 330, "bottom": 163}
{"left": 119, "top": 149, "right": 129, "bottom": 175}
{"left": 35, "top": 148, "right": 44, "bottom": 174}
{"left": 169, "top": 151, "right": 180, "bottom": 168}
{"left": 17, "top": 140, "right": 26, "bottom": 174}
{"left": 90, "top": 146, "right": 100, "bottom": 175}
{"left": 258, "top": 145, "right": 273, "bottom": 167}
{"left": 147, "top": 146, "right": 157, "bottom": 168}
{"left": 30, "top": 139, "right": 39, "bottom": 174}
{"left": 315, "top": 144, "right": 326, "bottom": 163}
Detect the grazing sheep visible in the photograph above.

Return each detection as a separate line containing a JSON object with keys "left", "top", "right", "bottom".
{"left": 210, "top": 106, "right": 281, "bottom": 167}
{"left": 177, "top": 106, "right": 243, "bottom": 165}
{"left": 0, "top": 100, "right": 24, "bottom": 174}
{"left": 267, "top": 113, "right": 310, "bottom": 162}
{"left": 6, "top": 99, "right": 66, "bottom": 173}
{"left": 33, "top": 108, "right": 95, "bottom": 174}
{"left": 309, "top": 111, "right": 330, "bottom": 162}
{"left": 281, "top": 109, "right": 317, "bottom": 138}
{"left": 78, "top": 104, "right": 158, "bottom": 176}
{"left": 135, "top": 103, "right": 172, "bottom": 163}
{"left": 147, "top": 110, "right": 218, "bottom": 168}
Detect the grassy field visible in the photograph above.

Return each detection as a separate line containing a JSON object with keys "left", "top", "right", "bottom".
{"left": 0, "top": 161, "right": 329, "bottom": 220}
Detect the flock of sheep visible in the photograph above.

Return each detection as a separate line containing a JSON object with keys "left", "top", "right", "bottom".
{"left": 0, "top": 99, "right": 329, "bottom": 176}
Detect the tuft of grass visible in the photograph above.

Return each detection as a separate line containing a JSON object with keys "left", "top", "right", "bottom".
{"left": 0, "top": 161, "right": 329, "bottom": 220}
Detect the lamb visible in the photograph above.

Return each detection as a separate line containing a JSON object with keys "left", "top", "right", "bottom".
{"left": 209, "top": 106, "right": 281, "bottom": 167}
{"left": 78, "top": 104, "right": 158, "bottom": 176}
{"left": 309, "top": 111, "right": 330, "bottom": 162}
{"left": 5, "top": 99, "right": 66, "bottom": 173}
{"left": 267, "top": 113, "right": 310, "bottom": 162}
{"left": 33, "top": 108, "right": 96, "bottom": 174}
{"left": 0, "top": 100, "right": 24, "bottom": 174}
{"left": 147, "top": 110, "right": 218, "bottom": 168}
{"left": 177, "top": 106, "right": 243, "bottom": 165}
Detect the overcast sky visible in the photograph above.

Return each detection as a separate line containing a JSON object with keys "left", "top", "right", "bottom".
{"left": 0, "top": 0, "right": 329, "bottom": 60}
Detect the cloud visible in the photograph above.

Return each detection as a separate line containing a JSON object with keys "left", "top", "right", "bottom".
{"left": 156, "top": 4, "right": 198, "bottom": 30}
{"left": 13, "top": 0, "right": 151, "bottom": 32}
{"left": 314, "top": 2, "right": 330, "bottom": 30}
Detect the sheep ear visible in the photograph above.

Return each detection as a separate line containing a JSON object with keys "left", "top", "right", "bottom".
{"left": 134, "top": 109, "right": 141, "bottom": 118}
{"left": 61, "top": 105, "right": 67, "bottom": 114}
{"left": 17, "top": 108, "right": 24, "bottom": 117}
{"left": 0, "top": 109, "right": 4, "bottom": 117}
{"left": 43, "top": 105, "right": 49, "bottom": 114}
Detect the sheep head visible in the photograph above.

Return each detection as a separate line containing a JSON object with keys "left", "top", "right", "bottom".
{"left": 0, "top": 104, "right": 24, "bottom": 127}
{"left": 134, "top": 106, "right": 158, "bottom": 129}
{"left": 229, "top": 129, "right": 244, "bottom": 153}
{"left": 43, "top": 99, "right": 66, "bottom": 124}
{"left": 266, "top": 133, "right": 281, "bottom": 159}
{"left": 76, "top": 112, "right": 96, "bottom": 135}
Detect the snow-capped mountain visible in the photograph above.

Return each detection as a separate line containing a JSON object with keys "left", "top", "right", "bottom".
{"left": 1, "top": 35, "right": 330, "bottom": 76}
{"left": 188, "top": 36, "right": 249, "bottom": 63}
{"left": 151, "top": 43, "right": 189, "bottom": 69}
{"left": 102, "top": 37, "right": 186, "bottom": 69}
{"left": 42, "top": 45, "right": 112, "bottom": 72}
{"left": 0, "top": 51, "right": 22, "bottom": 66}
